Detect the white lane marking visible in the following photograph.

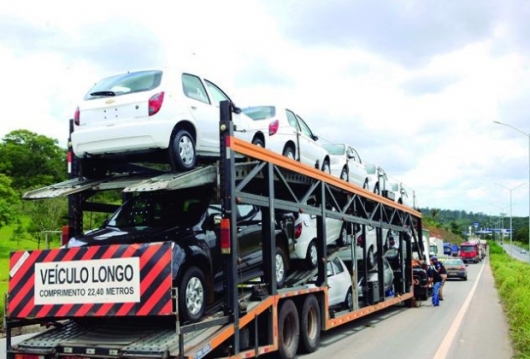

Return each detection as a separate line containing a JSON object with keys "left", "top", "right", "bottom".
{"left": 433, "top": 258, "right": 486, "bottom": 359}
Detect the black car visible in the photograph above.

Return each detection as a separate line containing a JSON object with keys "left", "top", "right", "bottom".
{"left": 67, "top": 185, "right": 291, "bottom": 323}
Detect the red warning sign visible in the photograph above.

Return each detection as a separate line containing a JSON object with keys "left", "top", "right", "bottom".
{"left": 7, "top": 242, "right": 173, "bottom": 318}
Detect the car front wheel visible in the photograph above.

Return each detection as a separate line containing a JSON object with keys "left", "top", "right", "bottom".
{"left": 306, "top": 240, "right": 318, "bottom": 269}
{"left": 276, "top": 246, "right": 288, "bottom": 288}
{"left": 179, "top": 266, "right": 206, "bottom": 323}
{"left": 340, "top": 167, "right": 349, "bottom": 181}
{"left": 321, "top": 160, "right": 331, "bottom": 174}
{"left": 170, "top": 129, "right": 196, "bottom": 171}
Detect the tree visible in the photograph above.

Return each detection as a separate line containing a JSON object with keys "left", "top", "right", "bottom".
{"left": 0, "top": 174, "right": 19, "bottom": 228}
{"left": 23, "top": 198, "right": 67, "bottom": 249}
{"left": 0, "top": 130, "right": 66, "bottom": 190}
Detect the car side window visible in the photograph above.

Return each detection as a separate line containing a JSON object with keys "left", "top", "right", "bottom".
{"left": 332, "top": 258, "right": 344, "bottom": 274}
{"left": 348, "top": 146, "right": 361, "bottom": 163}
{"left": 204, "top": 80, "right": 230, "bottom": 106}
{"left": 285, "top": 110, "right": 301, "bottom": 131}
{"left": 182, "top": 74, "right": 210, "bottom": 104}
{"left": 296, "top": 116, "right": 315, "bottom": 139}
{"left": 326, "top": 261, "right": 334, "bottom": 277}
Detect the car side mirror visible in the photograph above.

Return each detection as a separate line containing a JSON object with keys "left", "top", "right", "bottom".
{"left": 232, "top": 103, "right": 242, "bottom": 114}
{"left": 312, "top": 135, "right": 319, "bottom": 141}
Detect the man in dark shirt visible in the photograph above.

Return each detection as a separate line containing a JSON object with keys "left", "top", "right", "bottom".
{"left": 431, "top": 256, "right": 447, "bottom": 300}
{"left": 422, "top": 261, "right": 443, "bottom": 306}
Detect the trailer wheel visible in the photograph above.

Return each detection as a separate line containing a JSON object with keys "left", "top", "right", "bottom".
{"left": 179, "top": 266, "right": 206, "bottom": 323}
{"left": 298, "top": 294, "right": 321, "bottom": 354}
{"left": 278, "top": 299, "right": 300, "bottom": 359}
{"left": 306, "top": 240, "right": 318, "bottom": 269}
{"left": 170, "top": 129, "right": 196, "bottom": 171}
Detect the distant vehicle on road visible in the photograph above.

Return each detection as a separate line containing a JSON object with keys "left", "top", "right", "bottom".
{"left": 459, "top": 241, "right": 481, "bottom": 263}
{"left": 443, "top": 258, "right": 468, "bottom": 281}
{"left": 520, "top": 249, "right": 527, "bottom": 254}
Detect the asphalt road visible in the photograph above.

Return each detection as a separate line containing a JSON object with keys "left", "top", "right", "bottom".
{"left": 1, "top": 257, "right": 513, "bottom": 359}
{"left": 298, "top": 257, "right": 513, "bottom": 359}
{"left": 501, "top": 242, "right": 530, "bottom": 262}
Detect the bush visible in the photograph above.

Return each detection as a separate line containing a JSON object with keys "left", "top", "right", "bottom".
{"left": 490, "top": 242, "right": 530, "bottom": 358}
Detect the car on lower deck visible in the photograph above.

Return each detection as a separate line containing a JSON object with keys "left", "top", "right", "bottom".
{"left": 66, "top": 185, "right": 290, "bottom": 323}
{"left": 443, "top": 258, "right": 467, "bottom": 280}
{"left": 71, "top": 68, "right": 266, "bottom": 178}
{"left": 241, "top": 105, "right": 331, "bottom": 173}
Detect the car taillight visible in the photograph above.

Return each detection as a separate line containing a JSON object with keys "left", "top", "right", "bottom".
{"left": 294, "top": 222, "right": 302, "bottom": 239}
{"left": 460, "top": 265, "right": 466, "bottom": 270}
{"left": 74, "top": 106, "right": 80, "bottom": 125}
{"left": 67, "top": 150, "right": 72, "bottom": 175}
{"left": 148, "top": 92, "right": 165, "bottom": 116}
{"left": 15, "top": 355, "right": 46, "bottom": 359}
{"left": 220, "top": 218, "right": 231, "bottom": 254}
{"left": 61, "top": 225, "right": 70, "bottom": 246}
{"left": 269, "top": 119, "right": 279, "bottom": 136}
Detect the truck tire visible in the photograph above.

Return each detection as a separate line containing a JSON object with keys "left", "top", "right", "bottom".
{"left": 179, "top": 266, "right": 206, "bottom": 323}
{"left": 298, "top": 294, "right": 321, "bottom": 354}
{"left": 170, "top": 129, "right": 196, "bottom": 172}
{"left": 278, "top": 299, "right": 300, "bottom": 359}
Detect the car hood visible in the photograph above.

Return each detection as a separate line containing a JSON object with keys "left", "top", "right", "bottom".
{"left": 67, "top": 226, "right": 192, "bottom": 247}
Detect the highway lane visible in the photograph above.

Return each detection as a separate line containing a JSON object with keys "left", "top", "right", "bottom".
{"left": 501, "top": 242, "right": 530, "bottom": 262}
{"left": 299, "top": 257, "right": 512, "bottom": 359}
{"left": 2, "top": 258, "right": 513, "bottom": 359}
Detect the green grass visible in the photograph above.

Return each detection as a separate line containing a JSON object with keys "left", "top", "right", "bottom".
{"left": 490, "top": 242, "right": 530, "bottom": 358}
{"left": 0, "top": 220, "right": 47, "bottom": 322}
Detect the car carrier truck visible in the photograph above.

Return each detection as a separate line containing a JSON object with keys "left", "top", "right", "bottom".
{"left": 5, "top": 101, "right": 424, "bottom": 359}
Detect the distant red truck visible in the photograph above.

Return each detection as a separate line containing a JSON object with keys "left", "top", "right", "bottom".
{"left": 459, "top": 241, "right": 481, "bottom": 263}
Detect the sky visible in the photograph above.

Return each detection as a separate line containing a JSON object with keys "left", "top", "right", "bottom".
{"left": 2, "top": 0, "right": 530, "bottom": 221}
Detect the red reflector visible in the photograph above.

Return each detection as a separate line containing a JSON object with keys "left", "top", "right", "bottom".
{"left": 61, "top": 225, "right": 70, "bottom": 246}
{"left": 74, "top": 106, "right": 80, "bottom": 126}
{"left": 220, "top": 218, "right": 231, "bottom": 254}
{"left": 148, "top": 91, "right": 165, "bottom": 116}
{"left": 15, "top": 354, "right": 45, "bottom": 359}
{"left": 357, "top": 235, "right": 364, "bottom": 246}
{"left": 294, "top": 223, "right": 302, "bottom": 239}
{"left": 269, "top": 119, "right": 279, "bottom": 136}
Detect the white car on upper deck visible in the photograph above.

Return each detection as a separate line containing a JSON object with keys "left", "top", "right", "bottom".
{"left": 322, "top": 143, "right": 371, "bottom": 189}
{"left": 71, "top": 67, "right": 266, "bottom": 178}
{"left": 241, "top": 105, "right": 331, "bottom": 173}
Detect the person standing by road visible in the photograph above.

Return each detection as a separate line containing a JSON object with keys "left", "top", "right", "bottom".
{"left": 431, "top": 256, "right": 447, "bottom": 300}
{"left": 423, "top": 261, "right": 443, "bottom": 306}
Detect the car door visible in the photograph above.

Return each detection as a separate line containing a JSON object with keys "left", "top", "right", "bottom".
{"left": 235, "top": 204, "right": 263, "bottom": 271}
{"left": 181, "top": 74, "right": 218, "bottom": 150}
{"left": 285, "top": 109, "right": 302, "bottom": 160}
{"left": 327, "top": 257, "right": 349, "bottom": 306}
{"left": 346, "top": 146, "right": 366, "bottom": 188}
{"left": 296, "top": 115, "right": 325, "bottom": 168}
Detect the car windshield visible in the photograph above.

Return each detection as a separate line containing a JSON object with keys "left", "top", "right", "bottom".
{"left": 460, "top": 245, "right": 475, "bottom": 252}
{"left": 242, "top": 106, "right": 276, "bottom": 120}
{"left": 106, "top": 186, "right": 212, "bottom": 229}
{"left": 85, "top": 70, "right": 163, "bottom": 100}
{"left": 444, "top": 259, "right": 464, "bottom": 266}
{"left": 323, "top": 144, "right": 345, "bottom": 155}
